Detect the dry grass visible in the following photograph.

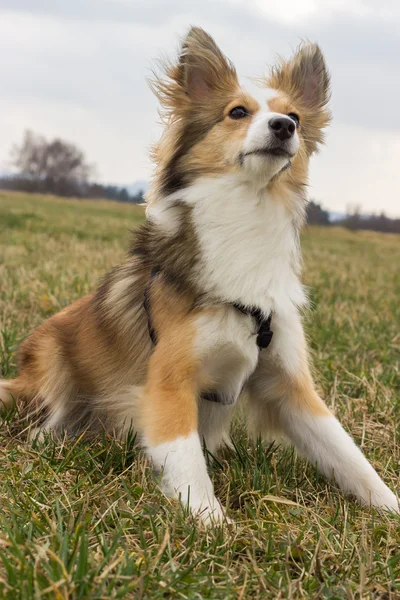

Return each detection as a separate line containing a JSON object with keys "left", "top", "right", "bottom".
{"left": 0, "top": 190, "right": 399, "bottom": 599}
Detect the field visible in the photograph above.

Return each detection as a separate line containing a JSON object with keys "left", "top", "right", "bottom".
{"left": 0, "top": 190, "right": 399, "bottom": 599}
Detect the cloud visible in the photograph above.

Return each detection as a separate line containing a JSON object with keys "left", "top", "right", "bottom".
{"left": 0, "top": 1, "right": 399, "bottom": 215}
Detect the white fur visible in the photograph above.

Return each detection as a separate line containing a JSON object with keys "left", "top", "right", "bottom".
{"left": 237, "top": 81, "right": 300, "bottom": 180}
{"left": 145, "top": 200, "right": 183, "bottom": 236}
{"left": 280, "top": 410, "right": 399, "bottom": 512}
{"left": 240, "top": 80, "right": 278, "bottom": 109}
{"left": 195, "top": 307, "right": 259, "bottom": 400}
{"left": 242, "top": 110, "right": 299, "bottom": 179}
{"left": 269, "top": 305, "right": 309, "bottom": 376}
{"left": 182, "top": 176, "right": 306, "bottom": 317}
{"left": 147, "top": 431, "right": 225, "bottom": 522}
{"left": 194, "top": 306, "right": 259, "bottom": 452}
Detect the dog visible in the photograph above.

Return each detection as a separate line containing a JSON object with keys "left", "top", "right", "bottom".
{"left": 1, "top": 27, "right": 398, "bottom": 522}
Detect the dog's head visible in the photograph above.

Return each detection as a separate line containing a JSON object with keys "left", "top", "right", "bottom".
{"left": 151, "top": 27, "right": 330, "bottom": 197}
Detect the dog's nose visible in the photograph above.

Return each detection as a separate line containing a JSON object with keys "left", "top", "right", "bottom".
{"left": 269, "top": 117, "right": 296, "bottom": 141}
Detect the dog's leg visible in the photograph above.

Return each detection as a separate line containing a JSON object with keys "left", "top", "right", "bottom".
{"left": 198, "top": 399, "right": 234, "bottom": 454}
{"left": 247, "top": 309, "right": 399, "bottom": 512}
{"left": 138, "top": 318, "right": 225, "bottom": 524}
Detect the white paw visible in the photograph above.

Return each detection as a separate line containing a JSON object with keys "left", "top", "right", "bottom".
{"left": 175, "top": 486, "right": 230, "bottom": 525}
{"left": 193, "top": 496, "right": 229, "bottom": 525}
{"left": 368, "top": 483, "right": 399, "bottom": 514}
{"left": 150, "top": 433, "right": 233, "bottom": 525}
{"left": 164, "top": 479, "right": 231, "bottom": 525}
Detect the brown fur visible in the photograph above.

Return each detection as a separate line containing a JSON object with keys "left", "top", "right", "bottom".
{"left": 3, "top": 258, "right": 153, "bottom": 432}
{"left": 150, "top": 27, "right": 240, "bottom": 197}
{"left": 138, "top": 274, "right": 199, "bottom": 443}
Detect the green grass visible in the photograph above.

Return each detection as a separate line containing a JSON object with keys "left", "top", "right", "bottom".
{"left": 1, "top": 190, "right": 399, "bottom": 599}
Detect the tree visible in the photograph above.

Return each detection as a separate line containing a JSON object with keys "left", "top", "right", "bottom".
{"left": 306, "top": 199, "right": 330, "bottom": 225}
{"left": 10, "top": 130, "right": 94, "bottom": 196}
{"left": 343, "top": 204, "right": 362, "bottom": 231}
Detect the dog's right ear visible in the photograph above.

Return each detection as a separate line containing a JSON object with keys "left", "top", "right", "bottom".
{"left": 176, "top": 27, "right": 237, "bottom": 102}
{"left": 150, "top": 27, "right": 237, "bottom": 113}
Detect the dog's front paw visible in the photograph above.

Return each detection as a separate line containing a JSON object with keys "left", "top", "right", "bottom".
{"left": 171, "top": 485, "right": 231, "bottom": 525}
{"left": 177, "top": 487, "right": 230, "bottom": 525}
{"left": 194, "top": 496, "right": 231, "bottom": 525}
{"left": 368, "top": 483, "right": 399, "bottom": 514}
{"left": 151, "top": 434, "right": 233, "bottom": 526}
{"left": 354, "top": 472, "right": 399, "bottom": 514}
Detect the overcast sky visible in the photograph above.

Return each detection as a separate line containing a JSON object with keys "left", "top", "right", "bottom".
{"left": 1, "top": 0, "right": 399, "bottom": 216}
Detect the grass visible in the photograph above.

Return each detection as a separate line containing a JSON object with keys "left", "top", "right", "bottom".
{"left": 0, "top": 190, "right": 399, "bottom": 599}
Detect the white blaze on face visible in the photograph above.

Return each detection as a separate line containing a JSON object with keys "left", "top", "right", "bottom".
{"left": 239, "top": 80, "right": 300, "bottom": 182}
{"left": 240, "top": 79, "right": 278, "bottom": 109}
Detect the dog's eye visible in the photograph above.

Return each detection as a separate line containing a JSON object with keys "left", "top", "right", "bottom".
{"left": 229, "top": 106, "right": 248, "bottom": 119}
{"left": 287, "top": 112, "right": 300, "bottom": 126}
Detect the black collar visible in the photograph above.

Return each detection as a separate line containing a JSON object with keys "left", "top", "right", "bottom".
{"left": 144, "top": 267, "right": 273, "bottom": 350}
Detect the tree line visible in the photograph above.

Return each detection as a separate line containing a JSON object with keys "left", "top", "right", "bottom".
{"left": 306, "top": 201, "right": 400, "bottom": 234}
{"left": 0, "top": 130, "right": 144, "bottom": 204}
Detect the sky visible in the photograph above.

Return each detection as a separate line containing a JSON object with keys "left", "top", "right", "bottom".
{"left": 0, "top": 0, "right": 399, "bottom": 216}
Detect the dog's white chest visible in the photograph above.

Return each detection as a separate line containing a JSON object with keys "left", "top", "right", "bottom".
{"left": 195, "top": 306, "right": 260, "bottom": 405}
{"left": 187, "top": 176, "right": 307, "bottom": 316}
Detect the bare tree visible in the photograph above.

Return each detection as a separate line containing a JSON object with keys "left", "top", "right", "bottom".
{"left": 10, "top": 130, "right": 94, "bottom": 196}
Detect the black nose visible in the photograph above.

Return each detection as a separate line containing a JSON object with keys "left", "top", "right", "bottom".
{"left": 269, "top": 117, "right": 296, "bottom": 141}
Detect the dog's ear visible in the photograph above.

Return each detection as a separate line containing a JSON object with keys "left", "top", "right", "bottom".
{"left": 176, "top": 27, "right": 237, "bottom": 102}
{"left": 150, "top": 27, "right": 238, "bottom": 113}
{"left": 268, "top": 43, "right": 330, "bottom": 111}
{"left": 268, "top": 43, "right": 331, "bottom": 153}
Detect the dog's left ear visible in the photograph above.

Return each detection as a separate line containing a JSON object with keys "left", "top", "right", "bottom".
{"left": 268, "top": 43, "right": 330, "bottom": 111}
{"left": 268, "top": 43, "right": 331, "bottom": 152}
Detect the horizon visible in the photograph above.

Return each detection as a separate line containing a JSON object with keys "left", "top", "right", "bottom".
{"left": 0, "top": 172, "right": 396, "bottom": 220}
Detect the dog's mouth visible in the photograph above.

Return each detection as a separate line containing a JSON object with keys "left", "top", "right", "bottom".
{"left": 242, "top": 147, "right": 294, "bottom": 160}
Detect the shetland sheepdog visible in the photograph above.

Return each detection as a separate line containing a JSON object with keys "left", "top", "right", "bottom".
{"left": 1, "top": 27, "right": 398, "bottom": 522}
